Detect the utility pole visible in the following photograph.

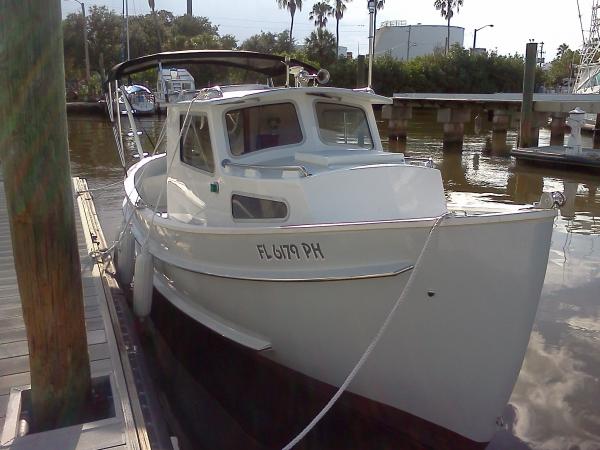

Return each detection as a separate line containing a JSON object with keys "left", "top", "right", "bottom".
{"left": 74, "top": 0, "right": 91, "bottom": 85}
{"left": 187, "top": 0, "right": 192, "bottom": 16}
{"left": 367, "top": 0, "right": 375, "bottom": 88}
{"left": 406, "top": 25, "right": 412, "bottom": 60}
{"left": 0, "top": 0, "right": 92, "bottom": 432}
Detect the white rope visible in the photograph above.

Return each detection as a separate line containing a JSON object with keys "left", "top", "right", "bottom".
{"left": 281, "top": 212, "right": 451, "bottom": 450}
{"left": 78, "top": 107, "right": 172, "bottom": 260}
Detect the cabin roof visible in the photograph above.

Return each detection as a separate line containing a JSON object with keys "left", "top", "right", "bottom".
{"left": 173, "top": 86, "right": 392, "bottom": 107}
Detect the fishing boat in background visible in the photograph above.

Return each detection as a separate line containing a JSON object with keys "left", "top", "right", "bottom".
{"left": 104, "top": 50, "right": 559, "bottom": 447}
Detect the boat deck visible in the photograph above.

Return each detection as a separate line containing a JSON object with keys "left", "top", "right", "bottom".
{"left": 0, "top": 175, "right": 164, "bottom": 449}
{"left": 511, "top": 146, "right": 600, "bottom": 171}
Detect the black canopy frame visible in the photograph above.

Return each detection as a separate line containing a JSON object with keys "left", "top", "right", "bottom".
{"left": 105, "top": 50, "right": 318, "bottom": 85}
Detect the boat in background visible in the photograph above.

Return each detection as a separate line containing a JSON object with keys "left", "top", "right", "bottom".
{"left": 155, "top": 67, "right": 197, "bottom": 107}
{"left": 104, "top": 50, "right": 559, "bottom": 448}
{"left": 119, "top": 84, "right": 156, "bottom": 115}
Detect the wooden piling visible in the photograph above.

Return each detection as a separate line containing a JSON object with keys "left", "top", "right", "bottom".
{"left": 0, "top": 0, "right": 91, "bottom": 431}
{"left": 519, "top": 42, "right": 537, "bottom": 148}
{"left": 593, "top": 113, "right": 600, "bottom": 149}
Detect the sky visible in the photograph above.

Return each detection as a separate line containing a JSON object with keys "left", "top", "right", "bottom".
{"left": 62, "top": 0, "right": 591, "bottom": 61}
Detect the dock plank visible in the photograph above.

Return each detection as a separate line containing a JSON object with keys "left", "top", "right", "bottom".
{"left": 0, "top": 177, "right": 143, "bottom": 449}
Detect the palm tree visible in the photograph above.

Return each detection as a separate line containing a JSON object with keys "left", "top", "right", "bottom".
{"left": 556, "top": 43, "right": 569, "bottom": 59}
{"left": 309, "top": 1, "right": 333, "bottom": 29}
{"left": 433, "top": 0, "right": 463, "bottom": 54}
{"left": 277, "top": 0, "right": 303, "bottom": 51}
{"left": 328, "top": 0, "right": 352, "bottom": 57}
{"left": 373, "top": 0, "right": 385, "bottom": 56}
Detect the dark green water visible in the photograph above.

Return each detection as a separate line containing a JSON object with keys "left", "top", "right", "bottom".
{"left": 67, "top": 109, "right": 600, "bottom": 450}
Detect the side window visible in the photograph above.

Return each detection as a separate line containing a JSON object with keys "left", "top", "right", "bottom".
{"left": 225, "top": 103, "right": 303, "bottom": 156}
{"left": 180, "top": 115, "right": 215, "bottom": 173}
{"left": 232, "top": 194, "right": 288, "bottom": 220}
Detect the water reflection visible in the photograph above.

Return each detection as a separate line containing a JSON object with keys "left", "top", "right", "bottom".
{"left": 67, "top": 109, "right": 600, "bottom": 449}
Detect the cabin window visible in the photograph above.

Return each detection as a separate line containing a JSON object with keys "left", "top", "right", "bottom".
{"left": 315, "top": 102, "right": 373, "bottom": 149}
{"left": 180, "top": 115, "right": 215, "bottom": 173}
{"left": 231, "top": 194, "right": 288, "bottom": 220}
{"left": 226, "top": 103, "right": 303, "bottom": 156}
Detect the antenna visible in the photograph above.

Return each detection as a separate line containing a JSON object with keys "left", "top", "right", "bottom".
{"left": 577, "top": 0, "right": 586, "bottom": 47}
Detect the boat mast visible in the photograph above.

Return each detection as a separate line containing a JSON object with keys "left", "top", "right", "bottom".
{"left": 126, "top": 0, "right": 130, "bottom": 60}
{"left": 121, "top": 0, "right": 130, "bottom": 61}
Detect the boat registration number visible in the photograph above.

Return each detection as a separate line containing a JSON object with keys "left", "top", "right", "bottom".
{"left": 256, "top": 243, "right": 324, "bottom": 261}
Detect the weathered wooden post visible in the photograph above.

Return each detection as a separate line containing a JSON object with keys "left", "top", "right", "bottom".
{"left": 518, "top": 42, "right": 537, "bottom": 148}
{"left": 0, "top": 0, "right": 92, "bottom": 432}
{"left": 593, "top": 113, "right": 600, "bottom": 149}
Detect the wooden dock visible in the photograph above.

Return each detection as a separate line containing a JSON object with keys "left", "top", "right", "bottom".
{"left": 385, "top": 92, "right": 600, "bottom": 153}
{"left": 0, "top": 175, "right": 168, "bottom": 449}
{"left": 511, "top": 146, "right": 600, "bottom": 171}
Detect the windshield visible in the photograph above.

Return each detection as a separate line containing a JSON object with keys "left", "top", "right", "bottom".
{"left": 226, "top": 103, "right": 303, "bottom": 156}
{"left": 315, "top": 102, "right": 373, "bottom": 149}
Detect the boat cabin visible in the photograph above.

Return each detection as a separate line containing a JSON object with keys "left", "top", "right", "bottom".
{"left": 135, "top": 85, "right": 447, "bottom": 227}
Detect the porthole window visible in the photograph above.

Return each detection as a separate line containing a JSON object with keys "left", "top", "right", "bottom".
{"left": 232, "top": 194, "right": 288, "bottom": 220}
{"left": 180, "top": 114, "right": 215, "bottom": 173}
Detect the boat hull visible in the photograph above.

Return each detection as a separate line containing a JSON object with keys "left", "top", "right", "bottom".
{"left": 126, "top": 206, "right": 555, "bottom": 443}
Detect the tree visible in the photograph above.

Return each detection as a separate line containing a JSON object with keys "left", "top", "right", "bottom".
{"left": 329, "top": 0, "right": 352, "bottom": 57}
{"left": 433, "top": 0, "right": 463, "bottom": 54}
{"left": 556, "top": 43, "right": 569, "bottom": 59}
{"left": 305, "top": 28, "right": 337, "bottom": 65}
{"left": 309, "top": 1, "right": 333, "bottom": 29}
{"left": 546, "top": 46, "right": 580, "bottom": 88}
{"left": 277, "top": 0, "right": 303, "bottom": 51}
{"left": 241, "top": 31, "right": 291, "bottom": 54}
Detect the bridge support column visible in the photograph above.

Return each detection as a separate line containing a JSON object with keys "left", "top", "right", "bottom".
{"left": 437, "top": 107, "right": 471, "bottom": 151}
{"left": 530, "top": 112, "right": 549, "bottom": 147}
{"left": 383, "top": 104, "right": 412, "bottom": 153}
{"left": 491, "top": 109, "right": 511, "bottom": 154}
{"left": 550, "top": 113, "right": 567, "bottom": 146}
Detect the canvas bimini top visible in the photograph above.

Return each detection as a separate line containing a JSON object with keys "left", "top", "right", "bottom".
{"left": 105, "top": 50, "right": 319, "bottom": 83}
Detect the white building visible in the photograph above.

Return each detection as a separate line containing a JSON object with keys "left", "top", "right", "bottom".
{"left": 374, "top": 20, "right": 465, "bottom": 61}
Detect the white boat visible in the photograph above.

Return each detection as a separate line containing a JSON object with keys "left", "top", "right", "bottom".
{"left": 155, "top": 67, "right": 198, "bottom": 105}
{"left": 119, "top": 84, "right": 156, "bottom": 115}
{"left": 105, "top": 50, "right": 558, "bottom": 446}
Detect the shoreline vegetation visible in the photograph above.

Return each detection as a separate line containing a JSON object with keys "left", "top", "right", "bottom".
{"left": 63, "top": 7, "right": 576, "bottom": 100}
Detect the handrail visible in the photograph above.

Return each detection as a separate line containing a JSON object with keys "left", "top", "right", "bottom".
{"left": 404, "top": 156, "right": 434, "bottom": 168}
{"left": 221, "top": 159, "right": 310, "bottom": 177}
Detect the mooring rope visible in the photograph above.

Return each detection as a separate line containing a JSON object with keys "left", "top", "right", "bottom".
{"left": 281, "top": 212, "right": 451, "bottom": 450}
{"left": 81, "top": 96, "right": 191, "bottom": 261}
